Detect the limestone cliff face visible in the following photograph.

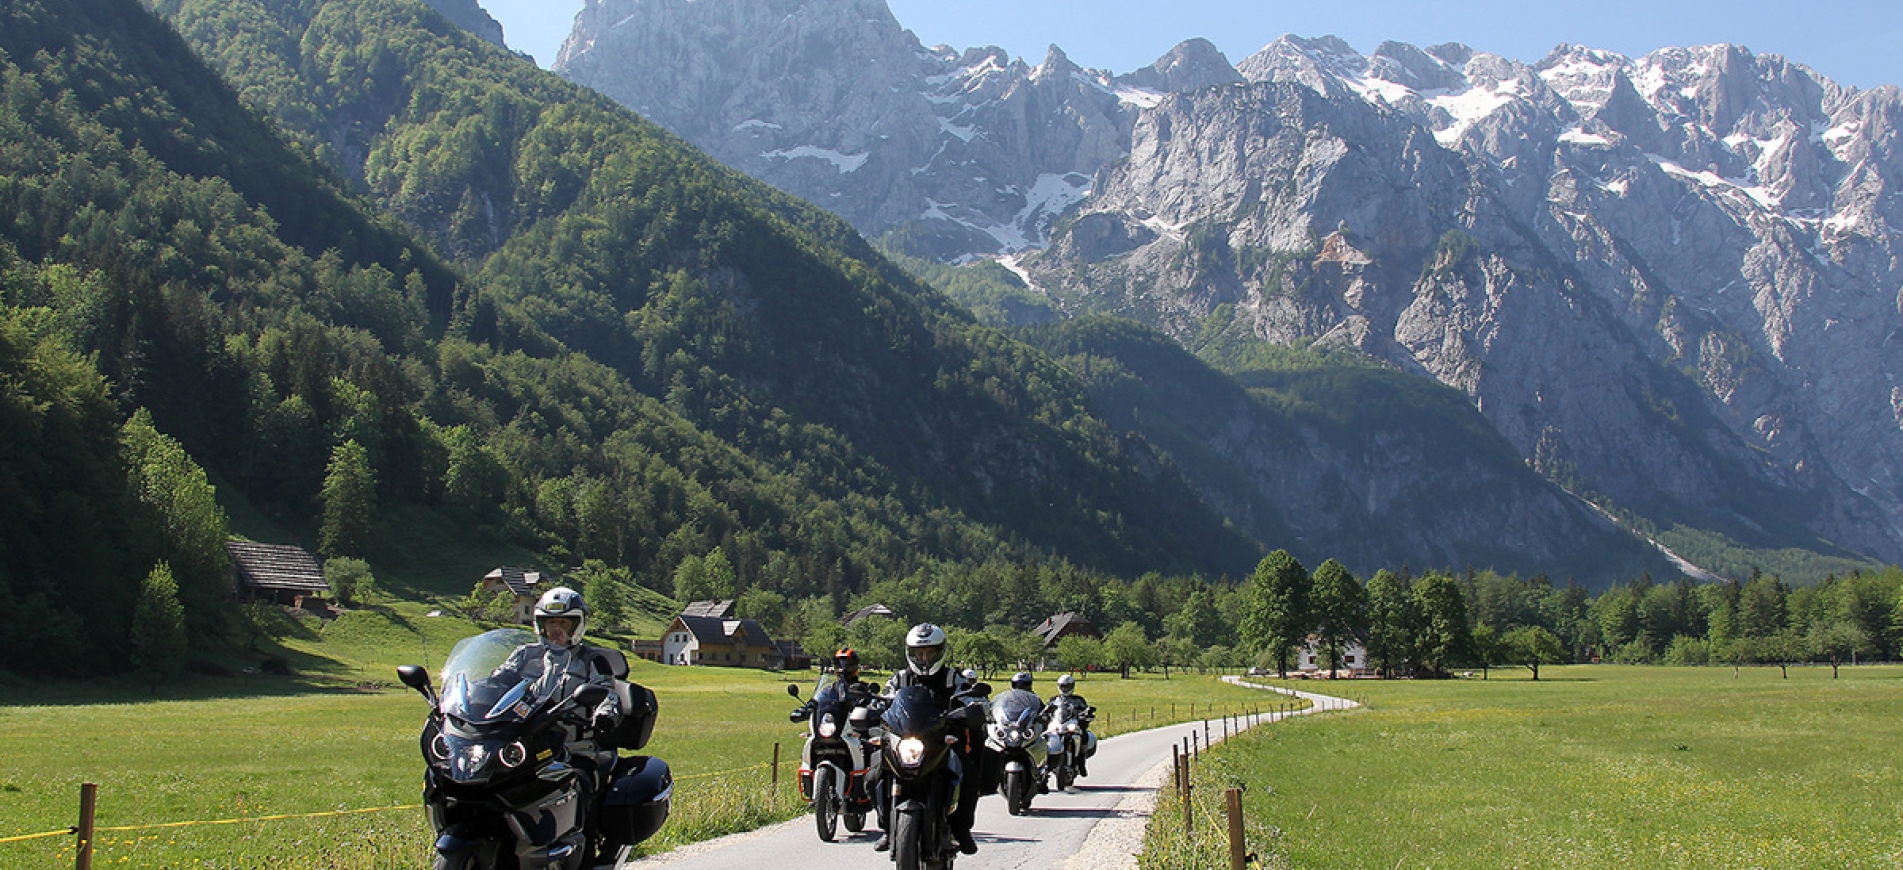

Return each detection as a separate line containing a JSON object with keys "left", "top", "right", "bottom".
{"left": 554, "top": 0, "right": 1903, "bottom": 570}
{"left": 554, "top": 0, "right": 1192, "bottom": 258}
{"left": 1028, "top": 41, "right": 1903, "bottom": 561}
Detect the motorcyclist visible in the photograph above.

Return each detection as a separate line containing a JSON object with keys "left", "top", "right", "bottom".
{"left": 876, "top": 623, "right": 983, "bottom": 855}
{"left": 491, "top": 587, "right": 622, "bottom": 788}
{"left": 832, "top": 647, "right": 880, "bottom": 709}
{"left": 1045, "top": 673, "right": 1094, "bottom": 777}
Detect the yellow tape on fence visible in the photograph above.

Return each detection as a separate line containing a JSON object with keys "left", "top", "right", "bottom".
{"left": 91, "top": 804, "right": 423, "bottom": 833}
{"left": 672, "top": 762, "right": 773, "bottom": 782}
{"left": 0, "top": 828, "right": 74, "bottom": 845}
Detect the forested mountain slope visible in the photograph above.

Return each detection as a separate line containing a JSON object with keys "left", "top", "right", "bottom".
{"left": 1020, "top": 318, "right": 1662, "bottom": 580}
{"left": 0, "top": 0, "right": 1263, "bottom": 671}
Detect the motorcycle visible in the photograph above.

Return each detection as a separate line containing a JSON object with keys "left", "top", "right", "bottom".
{"left": 787, "top": 675, "right": 882, "bottom": 841}
{"left": 877, "top": 683, "right": 987, "bottom": 870}
{"left": 983, "top": 688, "right": 1050, "bottom": 816}
{"left": 1043, "top": 696, "right": 1096, "bottom": 792}
{"left": 397, "top": 629, "right": 671, "bottom": 870}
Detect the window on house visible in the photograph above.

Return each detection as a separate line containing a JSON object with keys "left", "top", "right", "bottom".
{"left": 1345, "top": 655, "right": 1356, "bottom": 664}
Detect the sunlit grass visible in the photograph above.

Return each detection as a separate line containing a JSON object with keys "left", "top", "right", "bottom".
{"left": 1141, "top": 665, "right": 1903, "bottom": 869}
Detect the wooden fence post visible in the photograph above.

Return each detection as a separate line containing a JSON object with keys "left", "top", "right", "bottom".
{"left": 1226, "top": 787, "right": 1246, "bottom": 870}
{"left": 771, "top": 742, "right": 781, "bottom": 790}
{"left": 76, "top": 782, "right": 97, "bottom": 870}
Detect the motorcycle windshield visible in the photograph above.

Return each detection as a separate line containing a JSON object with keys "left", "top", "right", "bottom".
{"left": 811, "top": 673, "right": 844, "bottom": 708}
{"left": 437, "top": 628, "right": 548, "bottom": 724}
{"left": 881, "top": 685, "right": 944, "bottom": 737}
{"left": 992, "top": 689, "right": 1043, "bottom": 728}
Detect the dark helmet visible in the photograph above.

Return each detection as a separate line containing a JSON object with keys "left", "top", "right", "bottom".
{"left": 1011, "top": 671, "right": 1034, "bottom": 691}
{"left": 834, "top": 647, "right": 861, "bottom": 679}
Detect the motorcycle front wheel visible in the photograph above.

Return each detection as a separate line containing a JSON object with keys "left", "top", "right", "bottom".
{"left": 814, "top": 766, "right": 838, "bottom": 842}
{"left": 1004, "top": 770, "right": 1024, "bottom": 816}
{"left": 844, "top": 811, "right": 866, "bottom": 833}
{"left": 431, "top": 853, "right": 474, "bottom": 870}
{"left": 893, "top": 808, "right": 921, "bottom": 870}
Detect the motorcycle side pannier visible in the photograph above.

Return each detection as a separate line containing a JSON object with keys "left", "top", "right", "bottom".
{"left": 601, "top": 755, "right": 671, "bottom": 848}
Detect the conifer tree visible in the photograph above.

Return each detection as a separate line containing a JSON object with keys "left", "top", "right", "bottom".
{"left": 130, "top": 562, "right": 188, "bottom": 691}
{"left": 320, "top": 439, "right": 376, "bottom": 558}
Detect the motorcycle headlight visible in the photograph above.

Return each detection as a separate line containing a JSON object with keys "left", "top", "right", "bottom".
{"left": 819, "top": 714, "right": 838, "bottom": 739}
{"left": 896, "top": 737, "right": 927, "bottom": 768}
{"left": 1066, "top": 722, "right": 1080, "bottom": 733}
{"left": 461, "top": 742, "right": 490, "bottom": 770}
{"left": 498, "top": 741, "right": 528, "bottom": 768}
{"left": 430, "top": 733, "right": 451, "bottom": 761}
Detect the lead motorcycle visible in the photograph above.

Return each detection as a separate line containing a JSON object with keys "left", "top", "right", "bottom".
{"left": 787, "top": 675, "right": 882, "bottom": 841}
{"left": 397, "top": 629, "right": 671, "bottom": 870}
{"left": 983, "top": 688, "right": 1049, "bottom": 816}
{"left": 878, "top": 682, "right": 988, "bottom": 870}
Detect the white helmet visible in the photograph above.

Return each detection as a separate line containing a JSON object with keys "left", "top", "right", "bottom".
{"left": 904, "top": 623, "right": 948, "bottom": 676}
{"left": 1056, "top": 673, "right": 1076, "bottom": 695}
{"left": 533, "top": 586, "right": 588, "bottom": 648}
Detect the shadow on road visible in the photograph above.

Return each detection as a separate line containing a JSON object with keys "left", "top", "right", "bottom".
{"left": 1013, "top": 807, "right": 1124, "bottom": 821}
{"left": 1065, "top": 784, "right": 1145, "bottom": 795}
{"left": 971, "top": 832, "right": 1042, "bottom": 845}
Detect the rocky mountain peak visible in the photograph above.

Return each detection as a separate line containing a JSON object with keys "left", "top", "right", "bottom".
{"left": 1116, "top": 38, "right": 1243, "bottom": 94}
{"left": 422, "top": 0, "right": 505, "bottom": 49}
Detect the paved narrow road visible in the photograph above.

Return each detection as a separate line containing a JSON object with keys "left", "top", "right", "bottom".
{"left": 627, "top": 680, "right": 1357, "bottom": 869}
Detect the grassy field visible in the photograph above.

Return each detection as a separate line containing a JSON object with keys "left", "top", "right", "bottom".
{"left": 1142, "top": 665, "right": 1903, "bottom": 869}
{"left": 0, "top": 605, "right": 1266, "bottom": 869}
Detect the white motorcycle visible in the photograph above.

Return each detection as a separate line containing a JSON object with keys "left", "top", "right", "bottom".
{"left": 787, "top": 675, "right": 882, "bottom": 841}
{"left": 984, "top": 688, "right": 1050, "bottom": 815}
{"left": 1043, "top": 696, "right": 1096, "bottom": 792}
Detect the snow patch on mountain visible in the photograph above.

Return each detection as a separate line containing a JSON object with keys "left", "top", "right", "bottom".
{"left": 764, "top": 146, "right": 871, "bottom": 173}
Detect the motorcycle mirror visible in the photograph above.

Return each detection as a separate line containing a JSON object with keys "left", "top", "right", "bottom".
{"left": 396, "top": 665, "right": 430, "bottom": 693}
{"left": 786, "top": 683, "right": 801, "bottom": 699}
{"left": 970, "top": 682, "right": 992, "bottom": 697}
{"left": 573, "top": 683, "right": 610, "bottom": 710}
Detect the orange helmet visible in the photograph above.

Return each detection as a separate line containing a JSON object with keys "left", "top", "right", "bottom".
{"left": 833, "top": 648, "right": 860, "bottom": 679}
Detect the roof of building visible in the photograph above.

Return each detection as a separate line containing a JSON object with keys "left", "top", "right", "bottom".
{"left": 1034, "top": 611, "right": 1101, "bottom": 647}
{"left": 672, "top": 614, "right": 775, "bottom": 646}
{"left": 681, "top": 599, "right": 738, "bottom": 619}
{"left": 840, "top": 603, "right": 897, "bottom": 626}
{"left": 226, "top": 541, "right": 328, "bottom": 593}
{"left": 482, "top": 566, "right": 545, "bottom": 597}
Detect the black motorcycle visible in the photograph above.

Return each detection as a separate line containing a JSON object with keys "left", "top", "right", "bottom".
{"left": 877, "top": 683, "right": 986, "bottom": 870}
{"left": 397, "top": 629, "right": 670, "bottom": 870}
{"left": 787, "top": 676, "right": 881, "bottom": 841}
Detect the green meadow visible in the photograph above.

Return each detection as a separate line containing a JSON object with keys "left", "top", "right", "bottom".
{"left": 1144, "top": 665, "right": 1903, "bottom": 869}
{"left": 0, "top": 606, "right": 1266, "bottom": 868}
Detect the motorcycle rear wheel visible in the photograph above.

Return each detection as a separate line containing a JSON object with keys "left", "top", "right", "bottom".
{"left": 814, "top": 766, "right": 839, "bottom": 842}
{"left": 1056, "top": 765, "right": 1074, "bottom": 792}
{"left": 844, "top": 811, "right": 866, "bottom": 833}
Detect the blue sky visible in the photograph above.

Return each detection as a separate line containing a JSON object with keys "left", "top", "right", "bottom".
{"left": 482, "top": 0, "right": 1902, "bottom": 91}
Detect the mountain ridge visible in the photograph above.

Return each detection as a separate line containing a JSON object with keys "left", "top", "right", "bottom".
{"left": 552, "top": 0, "right": 1903, "bottom": 578}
